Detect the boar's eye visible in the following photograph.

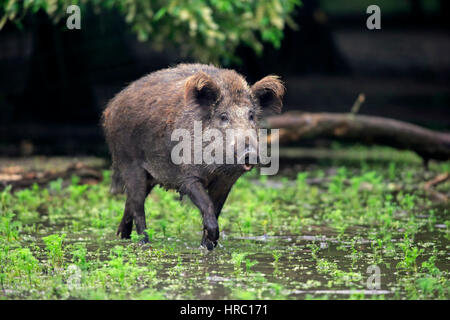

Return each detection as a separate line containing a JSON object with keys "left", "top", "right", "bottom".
{"left": 249, "top": 111, "right": 255, "bottom": 122}
{"left": 220, "top": 113, "right": 229, "bottom": 123}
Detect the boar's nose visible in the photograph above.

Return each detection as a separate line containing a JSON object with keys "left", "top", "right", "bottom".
{"left": 236, "top": 145, "right": 258, "bottom": 171}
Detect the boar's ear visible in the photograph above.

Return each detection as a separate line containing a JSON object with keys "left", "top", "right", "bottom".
{"left": 251, "top": 75, "right": 285, "bottom": 114}
{"left": 184, "top": 72, "right": 221, "bottom": 107}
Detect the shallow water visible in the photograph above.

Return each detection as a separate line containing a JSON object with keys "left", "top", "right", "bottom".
{"left": 1, "top": 150, "right": 449, "bottom": 299}
{"left": 21, "top": 205, "right": 446, "bottom": 300}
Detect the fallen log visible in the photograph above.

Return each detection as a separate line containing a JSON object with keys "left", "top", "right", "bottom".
{"left": 265, "top": 112, "right": 450, "bottom": 163}
{"left": 0, "top": 162, "right": 103, "bottom": 191}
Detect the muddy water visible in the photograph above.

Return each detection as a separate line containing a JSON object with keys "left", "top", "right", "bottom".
{"left": 3, "top": 152, "right": 449, "bottom": 299}
{"left": 24, "top": 208, "right": 446, "bottom": 300}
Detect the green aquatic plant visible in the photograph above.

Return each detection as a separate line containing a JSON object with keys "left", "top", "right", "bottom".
{"left": 0, "top": 211, "right": 21, "bottom": 242}
{"left": 130, "top": 231, "right": 146, "bottom": 243}
{"left": 272, "top": 250, "right": 283, "bottom": 265}
{"left": 10, "top": 248, "right": 40, "bottom": 286}
{"left": 245, "top": 258, "right": 258, "bottom": 273}
{"left": 0, "top": 147, "right": 448, "bottom": 299}
{"left": 42, "top": 233, "right": 66, "bottom": 269}
{"left": 396, "top": 233, "right": 423, "bottom": 272}
{"left": 70, "top": 243, "right": 88, "bottom": 270}
{"left": 49, "top": 178, "right": 63, "bottom": 193}
{"left": 231, "top": 252, "right": 248, "bottom": 273}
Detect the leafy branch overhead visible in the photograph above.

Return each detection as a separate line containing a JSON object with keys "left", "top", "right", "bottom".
{"left": 0, "top": 0, "right": 301, "bottom": 63}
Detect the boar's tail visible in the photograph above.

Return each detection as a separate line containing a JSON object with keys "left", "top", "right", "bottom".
{"left": 110, "top": 168, "right": 125, "bottom": 195}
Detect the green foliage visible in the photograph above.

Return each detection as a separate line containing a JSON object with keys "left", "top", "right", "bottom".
{"left": 42, "top": 233, "right": 66, "bottom": 268}
{"left": 396, "top": 233, "right": 423, "bottom": 272}
{"left": 9, "top": 248, "right": 40, "bottom": 285}
{"left": 0, "top": 0, "right": 301, "bottom": 64}
{"left": 70, "top": 243, "right": 88, "bottom": 269}
{"left": 0, "top": 147, "right": 448, "bottom": 299}
{"left": 130, "top": 230, "right": 145, "bottom": 243}
{"left": 231, "top": 251, "right": 247, "bottom": 272}
{"left": 0, "top": 211, "right": 21, "bottom": 241}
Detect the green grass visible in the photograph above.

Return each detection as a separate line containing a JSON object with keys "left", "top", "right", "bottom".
{"left": 0, "top": 146, "right": 449, "bottom": 300}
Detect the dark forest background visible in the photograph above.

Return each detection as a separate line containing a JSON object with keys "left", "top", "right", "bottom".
{"left": 0, "top": 0, "right": 449, "bottom": 156}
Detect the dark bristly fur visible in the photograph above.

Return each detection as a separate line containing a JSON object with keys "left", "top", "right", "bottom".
{"left": 102, "top": 63, "right": 285, "bottom": 250}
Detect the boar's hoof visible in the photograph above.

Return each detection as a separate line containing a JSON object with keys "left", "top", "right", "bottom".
{"left": 208, "top": 228, "right": 219, "bottom": 242}
{"left": 117, "top": 223, "right": 132, "bottom": 239}
{"left": 138, "top": 237, "right": 149, "bottom": 245}
{"left": 204, "top": 221, "right": 219, "bottom": 242}
{"left": 202, "top": 238, "right": 218, "bottom": 251}
{"left": 202, "top": 229, "right": 218, "bottom": 251}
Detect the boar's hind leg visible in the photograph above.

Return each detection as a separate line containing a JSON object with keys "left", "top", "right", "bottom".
{"left": 117, "top": 166, "right": 154, "bottom": 242}
{"left": 110, "top": 166, "right": 125, "bottom": 195}
{"left": 183, "top": 180, "right": 219, "bottom": 251}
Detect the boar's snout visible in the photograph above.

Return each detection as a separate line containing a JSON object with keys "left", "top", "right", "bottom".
{"left": 236, "top": 145, "right": 258, "bottom": 171}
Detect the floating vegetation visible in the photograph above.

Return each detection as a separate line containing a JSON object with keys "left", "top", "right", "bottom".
{"left": 0, "top": 147, "right": 448, "bottom": 299}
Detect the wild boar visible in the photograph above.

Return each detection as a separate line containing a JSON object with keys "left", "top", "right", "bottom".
{"left": 102, "top": 63, "right": 284, "bottom": 250}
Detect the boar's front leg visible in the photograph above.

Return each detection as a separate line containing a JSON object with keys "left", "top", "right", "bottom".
{"left": 202, "top": 179, "right": 237, "bottom": 249}
{"left": 183, "top": 180, "right": 219, "bottom": 251}
{"left": 208, "top": 179, "right": 237, "bottom": 219}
